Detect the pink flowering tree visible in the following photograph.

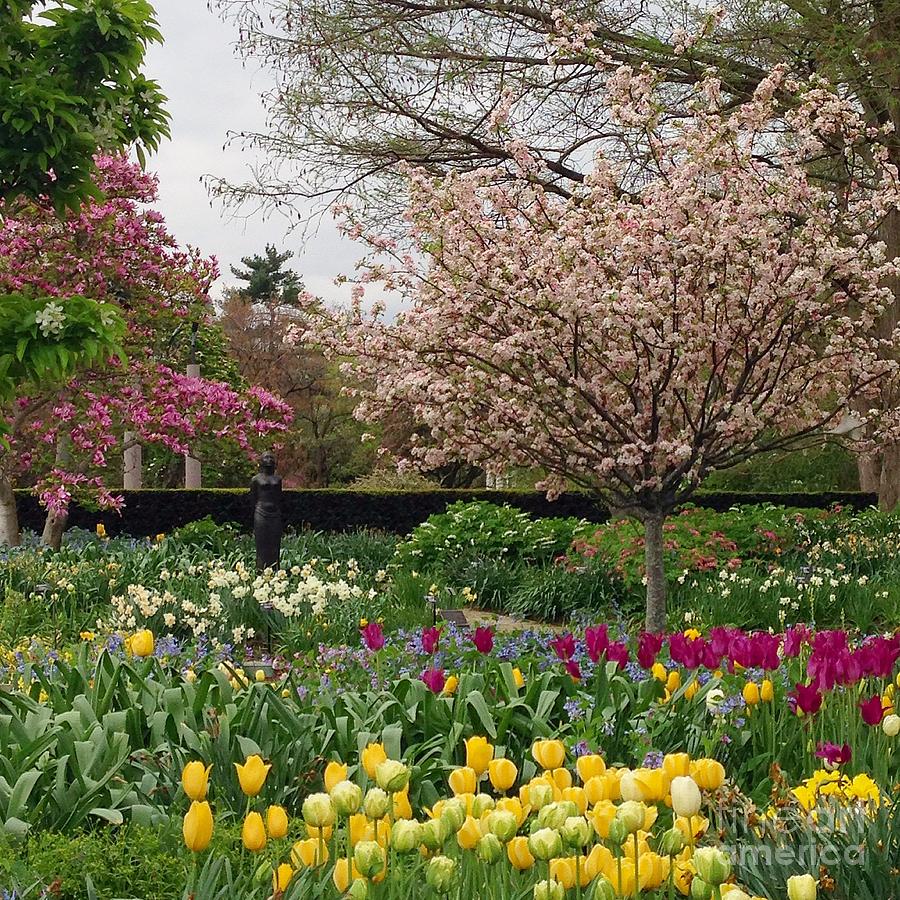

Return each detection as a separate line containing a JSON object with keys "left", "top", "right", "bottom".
{"left": 325, "top": 67, "right": 900, "bottom": 630}
{"left": 0, "top": 155, "right": 292, "bottom": 547}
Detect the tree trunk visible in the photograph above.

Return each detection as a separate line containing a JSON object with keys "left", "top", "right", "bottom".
{"left": 0, "top": 474, "right": 20, "bottom": 547}
{"left": 858, "top": 451, "right": 881, "bottom": 494}
{"left": 643, "top": 512, "right": 667, "bottom": 632}
{"left": 41, "top": 509, "right": 68, "bottom": 551}
{"left": 879, "top": 443, "right": 900, "bottom": 511}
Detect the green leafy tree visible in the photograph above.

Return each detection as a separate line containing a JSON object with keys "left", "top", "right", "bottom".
{"left": 0, "top": 0, "right": 169, "bottom": 211}
{"left": 230, "top": 244, "right": 302, "bottom": 306}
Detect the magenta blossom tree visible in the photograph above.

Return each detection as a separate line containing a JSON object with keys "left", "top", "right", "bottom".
{"left": 325, "top": 67, "right": 900, "bottom": 630}
{"left": 0, "top": 156, "right": 292, "bottom": 546}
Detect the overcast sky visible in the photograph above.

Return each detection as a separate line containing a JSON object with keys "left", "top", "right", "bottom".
{"left": 143, "top": 0, "right": 362, "bottom": 303}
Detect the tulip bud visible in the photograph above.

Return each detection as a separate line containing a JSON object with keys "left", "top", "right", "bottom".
{"left": 302, "top": 792, "right": 336, "bottom": 829}
{"left": 421, "top": 817, "right": 445, "bottom": 850}
{"left": 272, "top": 863, "right": 293, "bottom": 893}
{"left": 606, "top": 819, "right": 628, "bottom": 845}
{"left": 532, "top": 739, "right": 566, "bottom": 770}
{"left": 614, "top": 800, "right": 645, "bottom": 835}
{"left": 130, "top": 629, "right": 154, "bottom": 658}
{"left": 182, "top": 800, "right": 214, "bottom": 853}
{"left": 760, "top": 679, "right": 775, "bottom": 702}
{"left": 440, "top": 797, "right": 467, "bottom": 834}
{"left": 659, "top": 825, "right": 686, "bottom": 856}
{"left": 742, "top": 682, "right": 761, "bottom": 706}
{"left": 375, "top": 759, "right": 410, "bottom": 793}
{"left": 592, "top": 875, "right": 616, "bottom": 900}
{"left": 363, "top": 787, "right": 391, "bottom": 820}
{"left": 537, "top": 802, "right": 568, "bottom": 830}
{"left": 670, "top": 775, "right": 702, "bottom": 818}
{"left": 693, "top": 847, "right": 732, "bottom": 885}
{"left": 360, "top": 742, "right": 388, "bottom": 780}
{"left": 181, "top": 761, "right": 211, "bottom": 801}
{"left": 690, "top": 758, "right": 726, "bottom": 791}
{"left": 485, "top": 809, "right": 518, "bottom": 843}
{"left": 266, "top": 805, "right": 289, "bottom": 839}
{"left": 448, "top": 766, "right": 477, "bottom": 796}
{"left": 561, "top": 815, "right": 592, "bottom": 849}
{"left": 347, "top": 879, "right": 368, "bottom": 900}
{"left": 477, "top": 832, "right": 503, "bottom": 864}
{"left": 242, "top": 811, "right": 267, "bottom": 852}
{"left": 324, "top": 760, "right": 348, "bottom": 792}
{"left": 472, "top": 793, "right": 495, "bottom": 817}
{"left": 528, "top": 827, "right": 563, "bottom": 860}
{"left": 331, "top": 780, "right": 363, "bottom": 816}
{"left": 691, "top": 877, "right": 713, "bottom": 900}
{"left": 465, "top": 735, "right": 495, "bottom": 776}
{"left": 528, "top": 781, "right": 554, "bottom": 809}
{"left": 489, "top": 758, "right": 518, "bottom": 792}
{"left": 391, "top": 819, "right": 421, "bottom": 852}
{"left": 883, "top": 714, "right": 900, "bottom": 737}
{"left": 353, "top": 840, "right": 385, "bottom": 878}
{"left": 425, "top": 855, "right": 458, "bottom": 893}
{"left": 534, "top": 880, "right": 565, "bottom": 900}
{"left": 787, "top": 874, "right": 818, "bottom": 900}
{"left": 235, "top": 754, "right": 271, "bottom": 797}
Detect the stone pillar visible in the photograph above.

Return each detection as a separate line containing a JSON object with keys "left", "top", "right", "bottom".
{"left": 184, "top": 362, "right": 202, "bottom": 488}
{"left": 123, "top": 430, "right": 142, "bottom": 489}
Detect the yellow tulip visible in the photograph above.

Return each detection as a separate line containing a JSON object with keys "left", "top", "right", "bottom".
{"left": 651, "top": 662, "right": 667, "bottom": 682}
{"left": 181, "top": 761, "right": 211, "bottom": 801}
{"left": 488, "top": 758, "right": 518, "bottom": 792}
{"left": 443, "top": 675, "right": 459, "bottom": 695}
{"left": 549, "top": 768, "right": 572, "bottom": 791}
{"left": 550, "top": 857, "right": 578, "bottom": 890}
{"left": 182, "top": 800, "right": 213, "bottom": 852}
{"left": 513, "top": 667, "right": 525, "bottom": 688}
{"left": 496, "top": 796, "right": 528, "bottom": 826}
{"left": 675, "top": 814, "right": 709, "bottom": 842}
{"left": 465, "top": 736, "right": 494, "bottom": 776}
{"left": 605, "top": 857, "right": 637, "bottom": 896}
{"left": 324, "top": 760, "right": 348, "bottom": 792}
{"left": 638, "top": 851, "right": 670, "bottom": 890}
{"left": 393, "top": 787, "right": 413, "bottom": 819}
{"left": 242, "top": 811, "right": 267, "bottom": 852}
{"left": 332, "top": 857, "right": 362, "bottom": 892}
{"left": 235, "top": 754, "right": 271, "bottom": 797}
{"left": 272, "top": 863, "right": 293, "bottom": 893}
{"left": 266, "top": 805, "right": 289, "bottom": 839}
{"left": 742, "top": 682, "right": 761, "bottom": 706}
{"left": 760, "top": 679, "right": 774, "bottom": 702}
{"left": 631, "top": 768, "right": 670, "bottom": 803}
{"left": 684, "top": 680, "right": 699, "bottom": 700}
{"left": 666, "top": 670, "right": 682, "bottom": 693}
{"left": 129, "top": 629, "right": 154, "bottom": 658}
{"left": 576, "top": 754, "right": 606, "bottom": 783}
{"left": 449, "top": 766, "right": 477, "bottom": 796}
{"left": 604, "top": 769, "right": 623, "bottom": 801}
{"left": 662, "top": 753, "right": 691, "bottom": 780}
{"left": 96, "top": 523, "right": 107, "bottom": 539}
{"left": 590, "top": 800, "right": 617, "bottom": 839}
{"left": 292, "top": 837, "right": 330, "bottom": 868}
{"left": 585, "top": 842, "right": 614, "bottom": 880}
{"left": 456, "top": 815, "right": 482, "bottom": 850}
{"left": 787, "top": 874, "right": 818, "bottom": 900}
{"left": 361, "top": 743, "right": 388, "bottom": 780}
{"left": 507, "top": 836, "right": 535, "bottom": 870}
{"left": 584, "top": 775, "right": 609, "bottom": 805}
{"left": 532, "top": 739, "right": 566, "bottom": 770}
{"left": 349, "top": 814, "right": 370, "bottom": 847}
{"left": 690, "top": 758, "right": 726, "bottom": 791}
{"left": 561, "top": 786, "right": 588, "bottom": 815}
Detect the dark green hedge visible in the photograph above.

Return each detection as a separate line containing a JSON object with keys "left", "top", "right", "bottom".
{"left": 14, "top": 489, "right": 878, "bottom": 537}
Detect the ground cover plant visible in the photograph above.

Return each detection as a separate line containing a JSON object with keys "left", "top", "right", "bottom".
{"left": 0, "top": 501, "right": 898, "bottom": 898}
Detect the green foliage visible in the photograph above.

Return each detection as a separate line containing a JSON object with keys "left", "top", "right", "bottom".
{"left": 0, "top": 0, "right": 169, "bottom": 210}
{"left": 230, "top": 244, "right": 303, "bottom": 305}
{"left": 0, "top": 293, "right": 125, "bottom": 400}
{"left": 395, "top": 501, "right": 589, "bottom": 575}
{"left": 703, "top": 441, "right": 860, "bottom": 492}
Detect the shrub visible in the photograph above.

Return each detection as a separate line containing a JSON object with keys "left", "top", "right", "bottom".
{"left": 505, "top": 562, "right": 627, "bottom": 623}
{"left": 394, "top": 501, "right": 590, "bottom": 575}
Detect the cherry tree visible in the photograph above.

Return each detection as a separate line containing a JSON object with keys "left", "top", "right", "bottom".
{"left": 325, "top": 66, "right": 900, "bottom": 630}
{"left": 0, "top": 156, "right": 292, "bottom": 546}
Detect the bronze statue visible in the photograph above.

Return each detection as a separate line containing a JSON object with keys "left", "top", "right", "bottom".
{"left": 250, "top": 451, "right": 283, "bottom": 571}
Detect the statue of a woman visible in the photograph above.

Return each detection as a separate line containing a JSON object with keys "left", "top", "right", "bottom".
{"left": 250, "top": 451, "right": 283, "bottom": 571}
